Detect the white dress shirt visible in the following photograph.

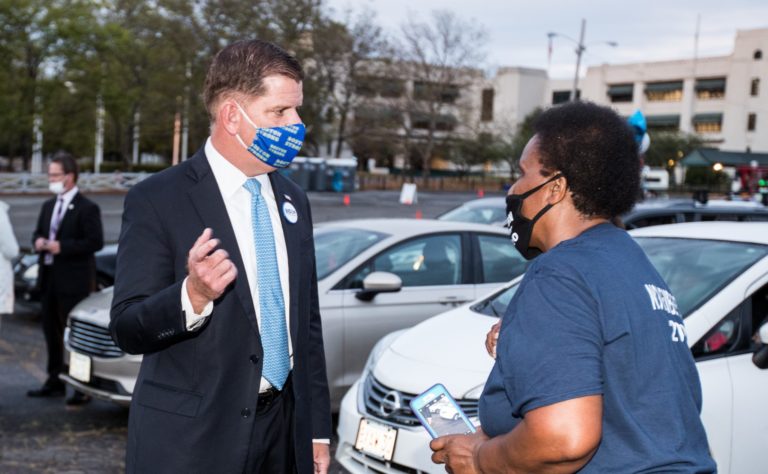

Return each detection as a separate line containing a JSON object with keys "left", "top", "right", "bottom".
{"left": 45, "top": 186, "right": 79, "bottom": 265}
{"left": 181, "top": 138, "right": 292, "bottom": 392}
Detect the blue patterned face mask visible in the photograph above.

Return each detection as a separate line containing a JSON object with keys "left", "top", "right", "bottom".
{"left": 234, "top": 102, "right": 305, "bottom": 168}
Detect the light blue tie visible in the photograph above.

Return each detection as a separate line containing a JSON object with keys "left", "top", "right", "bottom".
{"left": 243, "top": 178, "right": 290, "bottom": 390}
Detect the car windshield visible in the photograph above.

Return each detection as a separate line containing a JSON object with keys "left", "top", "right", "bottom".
{"left": 635, "top": 237, "right": 768, "bottom": 316}
{"left": 472, "top": 283, "right": 519, "bottom": 317}
{"left": 314, "top": 227, "right": 388, "bottom": 280}
{"left": 439, "top": 205, "right": 506, "bottom": 225}
{"left": 472, "top": 237, "right": 768, "bottom": 318}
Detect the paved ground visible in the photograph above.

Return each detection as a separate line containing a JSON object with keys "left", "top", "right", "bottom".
{"left": 0, "top": 189, "right": 498, "bottom": 473}
{"left": 4, "top": 190, "right": 494, "bottom": 245}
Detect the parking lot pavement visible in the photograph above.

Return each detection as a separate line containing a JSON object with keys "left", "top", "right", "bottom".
{"left": 0, "top": 311, "right": 349, "bottom": 473}
{"left": 5, "top": 190, "right": 499, "bottom": 245}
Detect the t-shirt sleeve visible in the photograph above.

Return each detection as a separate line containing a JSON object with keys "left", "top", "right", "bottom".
{"left": 496, "top": 269, "right": 603, "bottom": 416}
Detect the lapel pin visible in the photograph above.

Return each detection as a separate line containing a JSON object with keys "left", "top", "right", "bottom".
{"left": 68, "top": 204, "right": 74, "bottom": 210}
{"left": 284, "top": 194, "right": 292, "bottom": 201}
{"left": 282, "top": 202, "right": 298, "bottom": 224}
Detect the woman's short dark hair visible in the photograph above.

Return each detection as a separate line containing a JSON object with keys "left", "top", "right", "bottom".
{"left": 51, "top": 151, "right": 79, "bottom": 183}
{"left": 203, "top": 39, "right": 304, "bottom": 123}
{"left": 533, "top": 101, "right": 640, "bottom": 218}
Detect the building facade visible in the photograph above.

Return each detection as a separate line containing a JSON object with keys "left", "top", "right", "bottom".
{"left": 547, "top": 28, "right": 768, "bottom": 153}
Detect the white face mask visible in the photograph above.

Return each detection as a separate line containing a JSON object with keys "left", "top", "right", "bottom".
{"left": 49, "top": 181, "right": 65, "bottom": 194}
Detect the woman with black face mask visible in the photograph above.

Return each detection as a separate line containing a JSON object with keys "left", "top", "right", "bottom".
{"left": 429, "top": 102, "right": 716, "bottom": 474}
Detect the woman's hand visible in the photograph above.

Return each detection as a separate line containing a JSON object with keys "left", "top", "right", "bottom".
{"left": 430, "top": 429, "right": 489, "bottom": 474}
{"left": 485, "top": 322, "right": 501, "bottom": 359}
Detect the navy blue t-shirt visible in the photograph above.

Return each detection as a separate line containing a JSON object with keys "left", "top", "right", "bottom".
{"left": 479, "top": 223, "right": 716, "bottom": 473}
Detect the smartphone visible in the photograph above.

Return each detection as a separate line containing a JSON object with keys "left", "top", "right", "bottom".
{"left": 409, "top": 383, "right": 476, "bottom": 439}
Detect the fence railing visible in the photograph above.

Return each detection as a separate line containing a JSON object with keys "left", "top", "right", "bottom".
{"left": 358, "top": 173, "right": 509, "bottom": 192}
{"left": 0, "top": 172, "right": 150, "bottom": 194}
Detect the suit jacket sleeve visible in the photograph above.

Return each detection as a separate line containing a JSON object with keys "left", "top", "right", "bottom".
{"left": 32, "top": 200, "right": 50, "bottom": 245}
{"left": 306, "top": 202, "right": 333, "bottom": 440}
{"left": 110, "top": 186, "right": 191, "bottom": 355}
{"left": 59, "top": 199, "right": 104, "bottom": 257}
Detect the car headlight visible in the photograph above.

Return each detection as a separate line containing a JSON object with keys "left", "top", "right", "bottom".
{"left": 363, "top": 329, "right": 406, "bottom": 376}
{"left": 357, "top": 330, "right": 407, "bottom": 413}
{"left": 23, "top": 264, "right": 38, "bottom": 283}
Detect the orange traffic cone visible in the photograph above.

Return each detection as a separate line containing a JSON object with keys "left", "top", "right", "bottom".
{"left": 477, "top": 188, "right": 485, "bottom": 198}
{"left": 415, "top": 209, "right": 423, "bottom": 219}
{"left": 343, "top": 194, "right": 350, "bottom": 206}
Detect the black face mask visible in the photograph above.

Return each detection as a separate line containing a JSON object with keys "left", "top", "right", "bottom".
{"left": 505, "top": 174, "right": 563, "bottom": 260}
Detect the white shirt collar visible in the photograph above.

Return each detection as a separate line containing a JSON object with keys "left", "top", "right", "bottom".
{"left": 59, "top": 186, "right": 79, "bottom": 205}
{"left": 204, "top": 138, "right": 272, "bottom": 199}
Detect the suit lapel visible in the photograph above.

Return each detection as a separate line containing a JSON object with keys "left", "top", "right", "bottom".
{"left": 186, "top": 153, "right": 261, "bottom": 337}
{"left": 55, "top": 193, "right": 80, "bottom": 238}
{"left": 268, "top": 173, "right": 300, "bottom": 347}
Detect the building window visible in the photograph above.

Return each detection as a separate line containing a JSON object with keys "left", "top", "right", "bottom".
{"left": 411, "top": 112, "right": 457, "bottom": 131}
{"left": 552, "top": 90, "right": 579, "bottom": 104}
{"left": 747, "top": 113, "right": 757, "bottom": 132}
{"left": 751, "top": 78, "right": 760, "bottom": 97}
{"left": 607, "top": 83, "right": 633, "bottom": 103}
{"left": 695, "top": 77, "right": 726, "bottom": 100}
{"left": 646, "top": 115, "right": 680, "bottom": 132}
{"left": 755, "top": 49, "right": 763, "bottom": 60}
{"left": 692, "top": 113, "right": 723, "bottom": 133}
{"left": 413, "top": 81, "right": 459, "bottom": 103}
{"left": 355, "top": 76, "right": 405, "bottom": 98}
{"left": 481, "top": 88, "right": 494, "bottom": 122}
{"left": 645, "top": 81, "right": 684, "bottom": 102}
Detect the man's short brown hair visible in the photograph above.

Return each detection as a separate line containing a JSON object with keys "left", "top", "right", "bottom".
{"left": 51, "top": 151, "right": 79, "bottom": 183}
{"left": 203, "top": 39, "right": 304, "bottom": 122}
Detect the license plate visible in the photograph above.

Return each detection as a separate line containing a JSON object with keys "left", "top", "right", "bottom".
{"left": 69, "top": 351, "right": 92, "bottom": 383}
{"left": 354, "top": 418, "right": 398, "bottom": 462}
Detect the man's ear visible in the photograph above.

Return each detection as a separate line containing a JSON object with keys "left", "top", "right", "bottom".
{"left": 548, "top": 175, "right": 568, "bottom": 205}
{"left": 217, "top": 100, "right": 241, "bottom": 136}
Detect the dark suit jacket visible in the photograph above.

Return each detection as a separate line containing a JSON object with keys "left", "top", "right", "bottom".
{"left": 109, "top": 148, "right": 332, "bottom": 473}
{"left": 33, "top": 192, "right": 103, "bottom": 295}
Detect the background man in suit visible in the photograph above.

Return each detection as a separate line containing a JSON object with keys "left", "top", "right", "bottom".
{"left": 110, "top": 39, "right": 331, "bottom": 473}
{"left": 28, "top": 153, "right": 103, "bottom": 405}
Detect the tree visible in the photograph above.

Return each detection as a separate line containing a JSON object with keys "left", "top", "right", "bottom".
{"left": 394, "top": 10, "right": 487, "bottom": 176}
{"left": 643, "top": 131, "right": 703, "bottom": 169}
{"left": 312, "top": 7, "right": 389, "bottom": 158}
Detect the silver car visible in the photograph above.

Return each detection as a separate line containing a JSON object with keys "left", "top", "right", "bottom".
{"left": 61, "top": 219, "right": 528, "bottom": 408}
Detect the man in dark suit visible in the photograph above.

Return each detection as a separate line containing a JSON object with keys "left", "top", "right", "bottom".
{"left": 110, "top": 40, "right": 331, "bottom": 473}
{"left": 28, "top": 152, "right": 103, "bottom": 405}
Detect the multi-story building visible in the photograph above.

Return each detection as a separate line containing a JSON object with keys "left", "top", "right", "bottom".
{"left": 343, "top": 27, "right": 767, "bottom": 171}
{"left": 547, "top": 27, "right": 768, "bottom": 153}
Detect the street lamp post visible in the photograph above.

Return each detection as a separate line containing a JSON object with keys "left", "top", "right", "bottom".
{"left": 548, "top": 19, "right": 617, "bottom": 102}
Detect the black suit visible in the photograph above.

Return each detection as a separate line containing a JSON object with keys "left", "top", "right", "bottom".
{"left": 110, "top": 148, "right": 331, "bottom": 473}
{"left": 33, "top": 192, "right": 103, "bottom": 381}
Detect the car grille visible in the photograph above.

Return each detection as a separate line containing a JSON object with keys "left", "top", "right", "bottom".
{"left": 68, "top": 318, "right": 124, "bottom": 358}
{"left": 362, "top": 374, "right": 478, "bottom": 429}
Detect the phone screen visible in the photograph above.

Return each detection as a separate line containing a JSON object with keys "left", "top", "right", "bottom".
{"left": 409, "top": 383, "right": 476, "bottom": 439}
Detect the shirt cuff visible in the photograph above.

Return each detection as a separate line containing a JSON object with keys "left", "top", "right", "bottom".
{"left": 312, "top": 439, "right": 330, "bottom": 444}
{"left": 181, "top": 277, "right": 213, "bottom": 331}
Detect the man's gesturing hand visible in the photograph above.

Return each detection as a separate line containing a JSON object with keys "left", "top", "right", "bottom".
{"left": 187, "top": 228, "right": 237, "bottom": 313}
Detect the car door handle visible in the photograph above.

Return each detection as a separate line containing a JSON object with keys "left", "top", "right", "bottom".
{"left": 438, "top": 297, "right": 469, "bottom": 306}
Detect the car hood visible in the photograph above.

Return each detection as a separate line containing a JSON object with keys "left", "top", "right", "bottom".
{"left": 372, "top": 307, "right": 496, "bottom": 398}
{"left": 69, "top": 287, "right": 113, "bottom": 327}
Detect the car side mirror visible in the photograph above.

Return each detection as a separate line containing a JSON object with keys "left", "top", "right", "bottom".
{"left": 356, "top": 272, "right": 402, "bottom": 302}
{"left": 753, "top": 322, "right": 768, "bottom": 369}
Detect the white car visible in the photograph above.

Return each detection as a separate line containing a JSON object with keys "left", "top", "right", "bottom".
{"left": 336, "top": 222, "right": 768, "bottom": 474}
{"left": 60, "top": 219, "right": 529, "bottom": 407}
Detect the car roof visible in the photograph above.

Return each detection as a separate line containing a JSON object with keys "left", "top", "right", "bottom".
{"left": 315, "top": 218, "right": 508, "bottom": 237}
{"left": 449, "top": 197, "right": 506, "bottom": 209}
{"left": 626, "top": 198, "right": 768, "bottom": 215}
{"left": 629, "top": 221, "right": 768, "bottom": 245}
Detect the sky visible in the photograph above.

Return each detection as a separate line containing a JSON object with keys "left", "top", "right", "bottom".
{"left": 325, "top": 0, "right": 768, "bottom": 79}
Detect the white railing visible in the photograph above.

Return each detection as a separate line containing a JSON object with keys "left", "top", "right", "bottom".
{"left": 0, "top": 172, "right": 151, "bottom": 193}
